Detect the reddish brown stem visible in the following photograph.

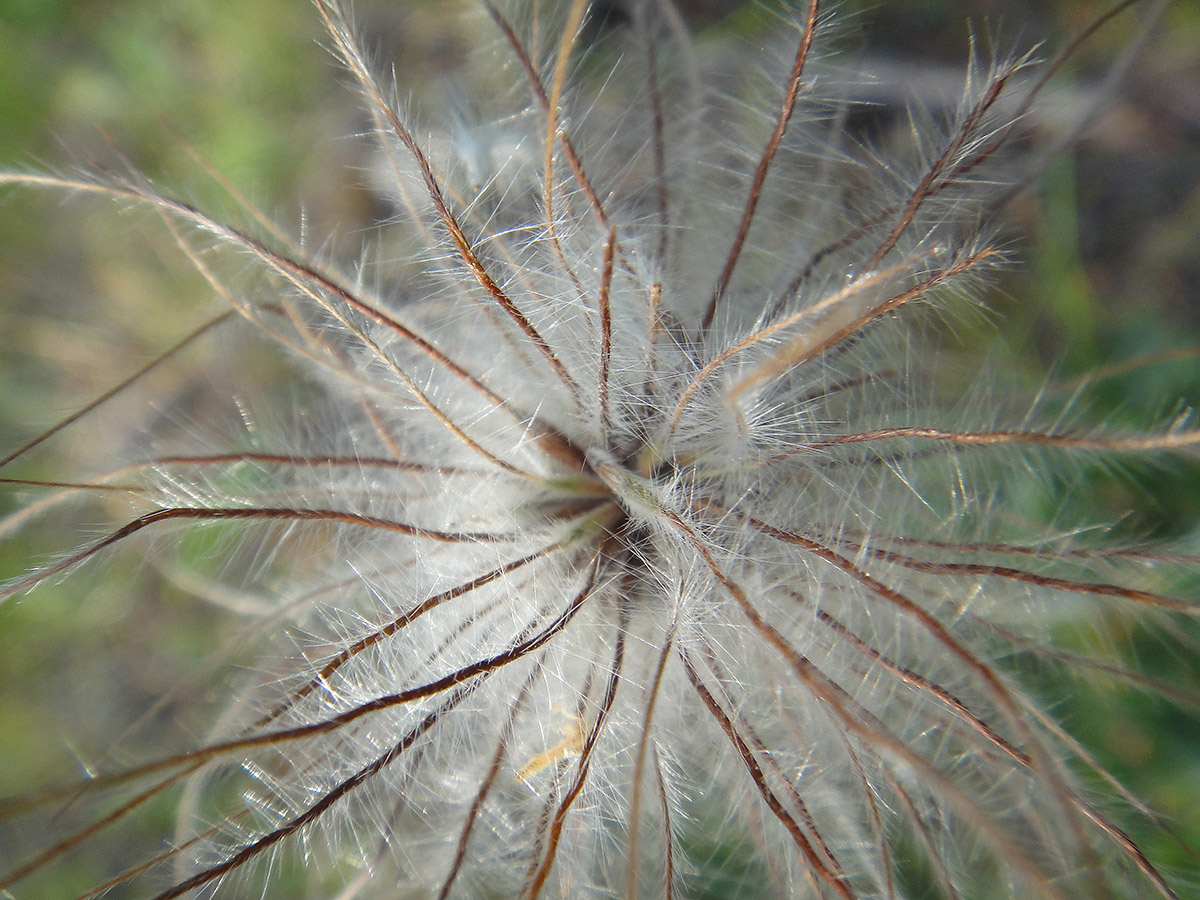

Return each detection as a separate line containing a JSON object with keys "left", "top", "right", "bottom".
{"left": 701, "top": 0, "right": 822, "bottom": 332}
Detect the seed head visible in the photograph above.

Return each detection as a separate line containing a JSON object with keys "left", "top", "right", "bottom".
{"left": 1, "top": 2, "right": 1197, "bottom": 899}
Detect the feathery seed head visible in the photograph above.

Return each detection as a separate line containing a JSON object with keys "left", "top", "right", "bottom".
{"left": 1, "top": 1, "right": 1197, "bottom": 899}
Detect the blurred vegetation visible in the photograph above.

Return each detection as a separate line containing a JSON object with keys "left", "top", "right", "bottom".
{"left": 1, "top": 0, "right": 1198, "bottom": 896}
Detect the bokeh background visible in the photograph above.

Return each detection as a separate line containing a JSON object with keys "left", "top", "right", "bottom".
{"left": 2, "top": 0, "right": 1199, "bottom": 896}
